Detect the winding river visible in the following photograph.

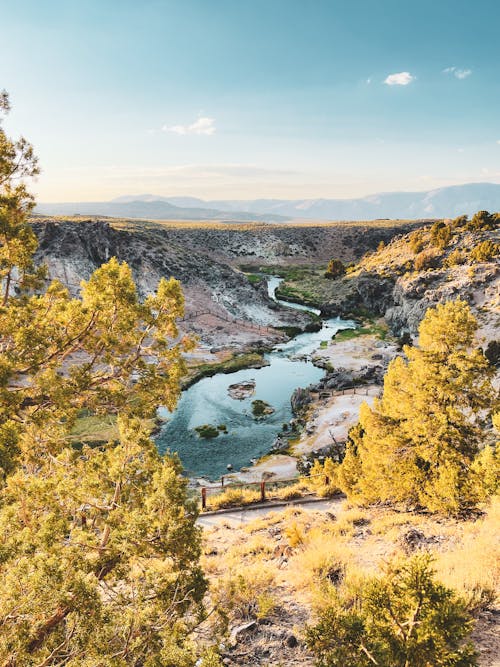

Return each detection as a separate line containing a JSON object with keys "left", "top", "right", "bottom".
{"left": 156, "top": 279, "right": 355, "bottom": 479}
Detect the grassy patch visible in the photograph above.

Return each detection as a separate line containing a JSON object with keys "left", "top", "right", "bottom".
{"left": 69, "top": 413, "right": 156, "bottom": 447}
{"left": 332, "top": 321, "right": 387, "bottom": 341}
{"left": 205, "top": 480, "right": 313, "bottom": 511}
{"left": 251, "top": 399, "right": 275, "bottom": 418}
{"left": 195, "top": 424, "right": 222, "bottom": 439}
{"left": 245, "top": 273, "right": 263, "bottom": 285}
{"left": 184, "top": 352, "right": 268, "bottom": 388}
{"left": 69, "top": 414, "right": 118, "bottom": 446}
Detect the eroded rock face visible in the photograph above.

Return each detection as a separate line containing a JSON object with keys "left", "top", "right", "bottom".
{"left": 321, "top": 271, "right": 395, "bottom": 318}
{"left": 291, "top": 387, "right": 313, "bottom": 415}
{"left": 31, "top": 219, "right": 311, "bottom": 345}
{"left": 319, "top": 228, "right": 499, "bottom": 338}
{"left": 384, "top": 263, "right": 499, "bottom": 336}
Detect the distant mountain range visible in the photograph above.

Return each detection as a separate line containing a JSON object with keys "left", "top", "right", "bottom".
{"left": 34, "top": 199, "right": 286, "bottom": 223}
{"left": 36, "top": 182, "right": 500, "bottom": 222}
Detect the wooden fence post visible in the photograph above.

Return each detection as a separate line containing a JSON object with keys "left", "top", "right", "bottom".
{"left": 325, "top": 476, "right": 330, "bottom": 486}
{"left": 221, "top": 476, "right": 225, "bottom": 488}
{"left": 201, "top": 487, "right": 207, "bottom": 510}
{"left": 260, "top": 481, "right": 266, "bottom": 502}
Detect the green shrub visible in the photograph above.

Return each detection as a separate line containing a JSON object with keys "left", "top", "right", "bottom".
{"left": 469, "top": 239, "right": 499, "bottom": 263}
{"left": 430, "top": 221, "right": 452, "bottom": 249}
{"left": 414, "top": 247, "right": 441, "bottom": 271}
{"left": 466, "top": 210, "right": 497, "bottom": 231}
{"left": 445, "top": 248, "right": 466, "bottom": 267}
{"left": 451, "top": 214, "right": 469, "bottom": 228}
{"left": 306, "top": 554, "right": 477, "bottom": 667}
{"left": 195, "top": 424, "right": 220, "bottom": 438}
{"left": 324, "top": 258, "right": 345, "bottom": 279}
{"left": 408, "top": 230, "right": 425, "bottom": 254}
{"left": 251, "top": 399, "right": 274, "bottom": 417}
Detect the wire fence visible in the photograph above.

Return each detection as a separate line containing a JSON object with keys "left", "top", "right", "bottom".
{"left": 314, "top": 386, "right": 379, "bottom": 399}
{"left": 199, "top": 472, "right": 333, "bottom": 511}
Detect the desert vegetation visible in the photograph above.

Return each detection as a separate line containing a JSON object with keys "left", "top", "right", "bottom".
{"left": 0, "top": 90, "right": 498, "bottom": 666}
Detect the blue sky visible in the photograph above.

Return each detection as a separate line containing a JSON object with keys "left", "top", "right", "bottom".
{"left": 1, "top": 0, "right": 499, "bottom": 201}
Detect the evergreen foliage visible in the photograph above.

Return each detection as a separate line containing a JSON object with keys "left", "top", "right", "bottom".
{"left": 429, "top": 221, "right": 452, "bottom": 249}
{"left": 338, "top": 300, "right": 496, "bottom": 513}
{"left": 466, "top": 210, "right": 497, "bottom": 231}
{"left": 324, "top": 258, "right": 345, "bottom": 279}
{"left": 0, "top": 91, "right": 206, "bottom": 665}
{"left": 306, "top": 554, "right": 477, "bottom": 667}
{"left": 469, "top": 239, "right": 498, "bottom": 263}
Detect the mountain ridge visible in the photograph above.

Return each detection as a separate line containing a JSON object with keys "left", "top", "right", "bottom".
{"left": 36, "top": 182, "right": 500, "bottom": 221}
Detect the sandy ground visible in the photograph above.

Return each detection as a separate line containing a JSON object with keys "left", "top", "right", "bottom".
{"left": 227, "top": 454, "right": 299, "bottom": 484}
{"left": 312, "top": 334, "right": 398, "bottom": 371}
{"left": 294, "top": 387, "right": 380, "bottom": 455}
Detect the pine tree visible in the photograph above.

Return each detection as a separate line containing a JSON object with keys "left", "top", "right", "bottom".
{"left": 339, "top": 301, "right": 496, "bottom": 513}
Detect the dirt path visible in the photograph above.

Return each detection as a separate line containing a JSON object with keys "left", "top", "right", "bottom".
{"left": 197, "top": 496, "right": 345, "bottom": 528}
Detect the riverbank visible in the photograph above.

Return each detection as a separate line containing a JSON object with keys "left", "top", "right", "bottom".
{"left": 157, "top": 277, "right": 359, "bottom": 480}
{"left": 219, "top": 330, "right": 398, "bottom": 485}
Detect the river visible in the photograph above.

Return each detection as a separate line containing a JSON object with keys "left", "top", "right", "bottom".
{"left": 156, "top": 278, "right": 355, "bottom": 479}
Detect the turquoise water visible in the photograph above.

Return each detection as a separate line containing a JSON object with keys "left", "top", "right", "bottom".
{"left": 155, "top": 280, "right": 355, "bottom": 479}
{"left": 266, "top": 275, "right": 322, "bottom": 316}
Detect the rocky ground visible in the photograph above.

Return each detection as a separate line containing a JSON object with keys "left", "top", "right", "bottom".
{"left": 30, "top": 215, "right": 427, "bottom": 364}
{"left": 278, "top": 220, "right": 499, "bottom": 338}
{"left": 31, "top": 218, "right": 311, "bottom": 354}
{"left": 198, "top": 500, "right": 499, "bottom": 667}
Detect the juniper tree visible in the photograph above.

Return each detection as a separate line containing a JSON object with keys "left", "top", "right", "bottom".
{"left": 306, "top": 554, "right": 477, "bottom": 667}
{"left": 339, "top": 300, "right": 496, "bottom": 513}
{"left": 0, "top": 91, "right": 206, "bottom": 666}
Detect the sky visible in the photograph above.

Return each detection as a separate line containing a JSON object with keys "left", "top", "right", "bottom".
{"left": 1, "top": 0, "right": 500, "bottom": 202}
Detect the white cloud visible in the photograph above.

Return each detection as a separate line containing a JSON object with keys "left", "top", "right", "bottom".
{"left": 163, "top": 116, "right": 216, "bottom": 136}
{"left": 496, "top": 140, "right": 500, "bottom": 145}
{"left": 443, "top": 66, "right": 472, "bottom": 79}
{"left": 384, "top": 72, "right": 415, "bottom": 86}
{"left": 365, "top": 77, "right": 372, "bottom": 84}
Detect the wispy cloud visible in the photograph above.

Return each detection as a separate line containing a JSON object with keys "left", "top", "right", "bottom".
{"left": 163, "top": 116, "right": 216, "bottom": 136}
{"left": 443, "top": 66, "right": 472, "bottom": 79}
{"left": 384, "top": 72, "right": 415, "bottom": 86}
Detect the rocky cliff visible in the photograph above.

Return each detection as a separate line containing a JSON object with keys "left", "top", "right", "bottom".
{"left": 31, "top": 219, "right": 311, "bottom": 349}
{"left": 321, "top": 215, "right": 499, "bottom": 342}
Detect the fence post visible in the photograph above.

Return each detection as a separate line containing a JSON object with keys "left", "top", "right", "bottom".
{"left": 260, "top": 481, "right": 266, "bottom": 502}
{"left": 201, "top": 487, "right": 207, "bottom": 510}
{"left": 221, "top": 476, "right": 224, "bottom": 488}
{"left": 325, "top": 475, "right": 330, "bottom": 486}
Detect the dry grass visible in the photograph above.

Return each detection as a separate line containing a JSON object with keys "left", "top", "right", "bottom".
{"left": 434, "top": 497, "right": 500, "bottom": 610}
{"left": 206, "top": 486, "right": 262, "bottom": 511}
{"left": 200, "top": 499, "right": 499, "bottom": 664}
{"left": 205, "top": 479, "right": 314, "bottom": 511}
{"left": 208, "top": 562, "right": 277, "bottom": 631}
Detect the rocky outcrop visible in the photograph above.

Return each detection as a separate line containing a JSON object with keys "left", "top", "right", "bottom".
{"left": 227, "top": 380, "right": 256, "bottom": 400}
{"left": 319, "top": 224, "right": 499, "bottom": 338}
{"left": 321, "top": 271, "right": 395, "bottom": 318}
{"left": 30, "top": 219, "right": 312, "bottom": 346}
{"left": 291, "top": 387, "right": 313, "bottom": 415}
{"left": 384, "top": 263, "right": 499, "bottom": 336}
{"left": 116, "top": 220, "right": 425, "bottom": 267}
